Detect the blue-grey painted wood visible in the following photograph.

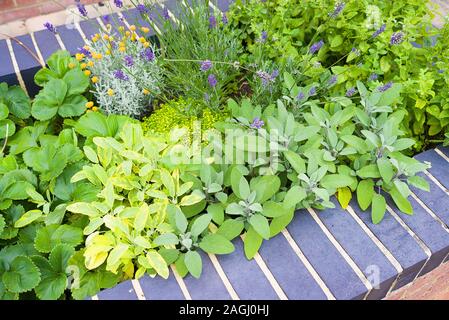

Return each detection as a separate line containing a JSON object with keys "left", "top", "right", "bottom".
{"left": 384, "top": 194, "right": 449, "bottom": 276}
{"left": 182, "top": 251, "right": 232, "bottom": 300}
{"left": 411, "top": 172, "right": 449, "bottom": 227}
{"left": 258, "top": 232, "right": 328, "bottom": 300}
{"left": 0, "top": 39, "right": 19, "bottom": 86}
{"left": 57, "top": 25, "right": 85, "bottom": 55}
{"left": 10, "top": 34, "right": 41, "bottom": 96}
{"left": 139, "top": 273, "right": 185, "bottom": 300}
{"left": 318, "top": 198, "right": 397, "bottom": 300}
{"left": 415, "top": 149, "right": 449, "bottom": 190}
{"left": 216, "top": 239, "right": 279, "bottom": 300}
{"left": 97, "top": 280, "right": 138, "bottom": 300}
{"left": 79, "top": 19, "right": 102, "bottom": 39}
{"left": 33, "top": 30, "right": 61, "bottom": 61}
{"left": 286, "top": 210, "right": 367, "bottom": 300}
{"left": 437, "top": 146, "right": 449, "bottom": 159}
{"left": 349, "top": 199, "right": 428, "bottom": 290}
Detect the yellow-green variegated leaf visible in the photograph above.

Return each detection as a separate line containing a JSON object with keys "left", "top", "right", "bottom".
{"left": 146, "top": 250, "right": 169, "bottom": 279}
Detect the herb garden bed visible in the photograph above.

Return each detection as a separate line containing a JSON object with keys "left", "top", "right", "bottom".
{"left": 1, "top": 0, "right": 449, "bottom": 301}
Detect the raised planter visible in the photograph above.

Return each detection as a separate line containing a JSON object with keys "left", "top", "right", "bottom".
{"left": 1, "top": 0, "right": 449, "bottom": 300}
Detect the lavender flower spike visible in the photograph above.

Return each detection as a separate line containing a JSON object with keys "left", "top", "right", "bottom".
{"left": 345, "top": 87, "right": 357, "bottom": 97}
{"left": 250, "top": 117, "right": 264, "bottom": 129}
{"left": 137, "top": 4, "right": 149, "bottom": 14}
{"left": 113, "top": 69, "right": 129, "bottom": 81}
{"left": 368, "top": 73, "right": 378, "bottom": 81}
{"left": 209, "top": 15, "right": 217, "bottom": 29}
{"left": 141, "top": 48, "right": 155, "bottom": 62}
{"left": 329, "top": 2, "right": 346, "bottom": 18}
{"left": 310, "top": 40, "right": 324, "bottom": 54}
{"left": 390, "top": 31, "right": 405, "bottom": 45}
{"left": 200, "top": 60, "right": 213, "bottom": 72}
{"left": 222, "top": 12, "right": 228, "bottom": 25}
{"left": 309, "top": 86, "right": 317, "bottom": 96}
{"left": 372, "top": 24, "right": 386, "bottom": 38}
{"left": 76, "top": 2, "right": 88, "bottom": 17}
{"left": 114, "top": 0, "right": 123, "bottom": 8}
{"left": 377, "top": 81, "right": 393, "bottom": 92}
{"left": 124, "top": 55, "right": 134, "bottom": 67}
{"left": 44, "top": 22, "right": 57, "bottom": 34}
{"left": 296, "top": 92, "right": 305, "bottom": 100}
{"left": 162, "top": 7, "right": 170, "bottom": 20}
{"left": 208, "top": 74, "right": 218, "bottom": 87}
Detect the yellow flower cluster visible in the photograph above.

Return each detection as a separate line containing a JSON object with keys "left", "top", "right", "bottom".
{"left": 85, "top": 101, "right": 98, "bottom": 112}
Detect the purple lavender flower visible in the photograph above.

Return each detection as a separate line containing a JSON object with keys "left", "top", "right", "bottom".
{"left": 114, "top": 0, "right": 123, "bottom": 8}
{"left": 222, "top": 12, "right": 228, "bottom": 25}
{"left": 328, "top": 75, "right": 337, "bottom": 86}
{"left": 208, "top": 74, "right": 217, "bottom": 87}
{"left": 78, "top": 47, "right": 91, "bottom": 58}
{"left": 256, "top": 71, "right": 272, "bottom": 86}
{"left": 377, "top": 81, "right": 393, "bottom": 92}
{"left": 76, "top": 2, "right": 88, "bottom": 17}
{"left": 113, "top": 69, "right": 129, "bottom": 81}
{"left": 309, "top": 86, "right": 317, "bottom": 96}
{"left": 310, "top": 40, "right": 324, "bottom": 54}
{"left": 260, "top": 31, "right": 268, "bottom": 43}
{"left": 271, "top": 69, "right": 279, "bottom": 79}
{"left": 296, "top": 92, "right": 305, "bottom": 100}
{"left": 162, "top": 7, "right": 170, "bottom": 20}
{"left": 43, "top": 22, "right": 57, "bottom": 34}
{"left": 124, "top": 55, "right": 134, "bottom": 67}
{"left": 390, "top": 31, "right": 404, "bottom": 45}
{"left": 329, "top": 2, "right": 345, "bottom": 18}
{"left": 102, "top": 15, "right": 111, "bottom": 24}
{"left": 137, "top": 4, "right": 149, "bottom": 14}
{"left": 250, "top": 117, "right": 264, "bottom": 130}
{"left": 141, "top": 48, "right": 155, "bottom": 62}
{"left": 371, "top": 24, "right": 386, "bottom": 38}
{"left": 346, "top": 87, "right": 357, "bottom": 97}
{"left": 200, "top": 60, "right": 213, "bottom": 72}
{"left": 204, "top": 93, "right": 210, "bottom": 102}
{"left": 351, "top": 47, "right": 361, "bottom": 56}
{"left": 209, "top": 15, "right": 217, "bottom": 29}
{"left": 368, "top": 73, "right": 378, "bottom": 81}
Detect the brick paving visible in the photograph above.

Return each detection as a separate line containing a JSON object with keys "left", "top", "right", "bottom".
{"left": 386, "top": 261, "right": 449, "bottom": 300}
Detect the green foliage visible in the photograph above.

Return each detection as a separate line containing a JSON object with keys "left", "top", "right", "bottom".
{"left": 142, "top": 0, "right": 243, "bottom": 109}
{"left": 31, "top": 51, "right": 89, "bottom": 121}
{"left": 228, "top": 0, "right": 449, "bottom": 150}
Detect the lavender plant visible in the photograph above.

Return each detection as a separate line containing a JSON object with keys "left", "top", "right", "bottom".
{"left": 137, "top": 0, "right": 243, "bottom": 110}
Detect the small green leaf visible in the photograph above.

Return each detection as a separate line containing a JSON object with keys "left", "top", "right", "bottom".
{"left": 390, "top": 186, "right": 413, "bottom": 215}
{"left": 83, "top": 146, "right": 99, "bottom": 163}
{"left": 337, "top": 187, "right": 352, "bottom": 209}
{"left": 184, "top": 251, "right": 202, "bottom": 278}
{"left": 248, "top": 214, "right": 270, "bottom": 240}
{"left": 2, "top": 256, "right": 41, "bottom": 293}
{"left": 207, "top": 203, "right": 224, "bottom": 225}
{"left": 357, "top": 179, "right": 374, "bottom": 211}
{"left": 217, "top": 219, "right": 244, "bottom": 240}
{"left": 371, "top": 194, "right": 386, "bottom": 224}
{"left": 199, "top": 234, "right": 235, "bottom": 254}
{"left": 146, "top": 250, "right": 169, "bottom": 279}
{"left": 154, "top": 233, "right": 179, "bottom": 246}
{"left": 244, "top": 226, "right": 263, "bottom": 259}
{"left": 377, "top": 158, "right": 394, "bottom": 183}
{"left": 14, "top": 210, "right": 42, "bottom": 228}
{"left": 407, "top": 176, "right": 430, "bottom": 192}
{"left": 49, "top": 243, "right": 75, "bottom": 272}
{"left": 190, "top": 214, "right": 212, "bottom": 237}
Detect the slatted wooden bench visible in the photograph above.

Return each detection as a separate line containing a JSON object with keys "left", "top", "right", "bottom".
{"left": 1, "top": 0, "right": 449, "bottom": 300}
